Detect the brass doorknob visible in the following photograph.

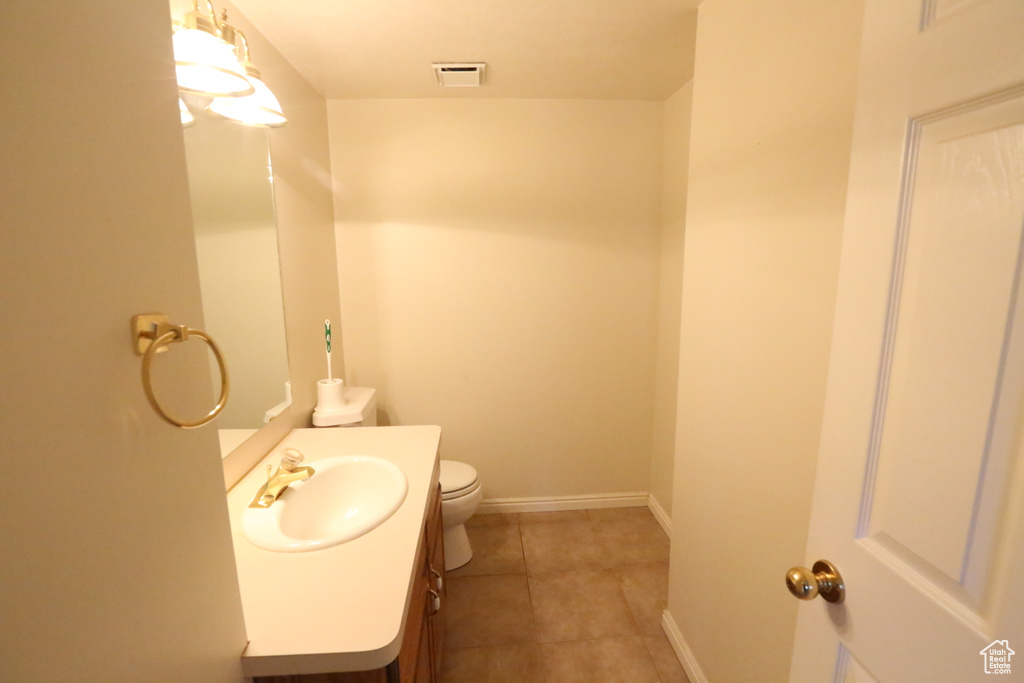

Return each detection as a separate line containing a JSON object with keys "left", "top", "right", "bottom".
{"left": 785, "top": 559, "right": 845, "bottom": 603}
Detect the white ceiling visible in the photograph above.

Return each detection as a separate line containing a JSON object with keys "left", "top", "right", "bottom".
{"left": 230, "top": 0, "right": 700, "bottom": 100}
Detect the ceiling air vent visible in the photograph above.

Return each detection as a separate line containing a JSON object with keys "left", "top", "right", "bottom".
{"left": 432, "top": 63, "right": 486, "bottom": 87}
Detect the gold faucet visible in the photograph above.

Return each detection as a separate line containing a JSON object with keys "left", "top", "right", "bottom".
{"left": 248, "top": 448, "right": 315, "bottom": 508}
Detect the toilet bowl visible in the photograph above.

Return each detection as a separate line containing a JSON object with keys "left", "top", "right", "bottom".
{"left": 439, "top": 460, "right": 483, "bottom": 570}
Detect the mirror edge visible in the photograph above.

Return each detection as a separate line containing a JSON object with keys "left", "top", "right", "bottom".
{"left": 222, "top": 410, "right": 292, "bottom": 491}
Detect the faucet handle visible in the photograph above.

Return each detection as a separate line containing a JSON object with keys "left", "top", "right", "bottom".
{"left": 279, "top": 448, "right": 305, "bottom": 472}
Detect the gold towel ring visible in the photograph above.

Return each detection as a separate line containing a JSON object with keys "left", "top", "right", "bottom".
{"left": 131, "top": 313, "right": 230, "bottom": 429}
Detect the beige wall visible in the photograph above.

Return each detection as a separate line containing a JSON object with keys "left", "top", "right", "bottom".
{"left": 665, "top": 0, "right": 864, "bottom": 680}
{"left": 329, "top": 99, "right": 663, "bottom": 501}
{"left": 649, "top": 82, "right": 694, "bottom": 518}
{"left": 0, "top": 0, "right": 247, "bottom": 679}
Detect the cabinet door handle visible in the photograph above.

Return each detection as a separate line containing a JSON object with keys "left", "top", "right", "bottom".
{"left": 428, "top": 589, "right": 441, "bottom": 614}
{"left": 430, "top": 566, "right": 444, "bottom": 591}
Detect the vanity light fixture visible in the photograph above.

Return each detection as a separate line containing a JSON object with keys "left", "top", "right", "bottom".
{"left": 207, "top": 24, "right": 287, "bottom": 128}
{"left": 172, "top": 0, "right": 253, "bottom": 98}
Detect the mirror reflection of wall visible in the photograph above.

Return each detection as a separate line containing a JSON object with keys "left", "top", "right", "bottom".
{"left": 184, "top": 114, "right": 289, "bottom": 429}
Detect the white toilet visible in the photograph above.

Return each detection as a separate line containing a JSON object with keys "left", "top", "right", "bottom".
{"left": 439, "top": 460, "right": 483, "bottom": 570}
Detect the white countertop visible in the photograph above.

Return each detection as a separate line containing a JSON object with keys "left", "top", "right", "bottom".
{"left": 226, "top": 426, "right": 442, "bottom": 678}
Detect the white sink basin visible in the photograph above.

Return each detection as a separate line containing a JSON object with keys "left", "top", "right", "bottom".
{"left": 242, "top": 455, "right": 408, "bottom": 552}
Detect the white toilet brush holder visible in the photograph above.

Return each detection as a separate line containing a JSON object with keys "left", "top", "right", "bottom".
{"left": 312, "top": 378, "right": 348, "bottom": 427}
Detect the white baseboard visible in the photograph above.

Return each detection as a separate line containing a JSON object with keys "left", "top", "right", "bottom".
{"left": 662, "top": 609, "right": 709, "bottom": 683}
{"left": 477, "top": 492, "right": 673, "bottom": 541}
{"left": 477, "top": 492, "right": 649, "bottom": 515}
{"left": 647, "top": 493, "right": 672, "bottom": 536}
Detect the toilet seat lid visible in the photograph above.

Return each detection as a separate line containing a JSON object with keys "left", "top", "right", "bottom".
{"left": 440, "top": 460, "right": 479, "bottom": 498}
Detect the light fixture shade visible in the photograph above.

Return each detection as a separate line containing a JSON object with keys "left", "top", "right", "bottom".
{"left": 179, "top": 98, "right": 196, "bottom": 127}
{"left": 207, "top": 74, "right": 287, "bottom": 128}
{"left": 173, "top": 28, "right": 254, "bottom": 97}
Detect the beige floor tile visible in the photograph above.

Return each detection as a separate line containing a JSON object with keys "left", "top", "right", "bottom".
{"left": 447, "top": 524, "right": 525, "bottom": 577}
{"left": 614, "top": 561, "right": 669, "bottom": 635}
{"left": 644, "top": 632, "right": 691, "bottom": 683}
{"left": 467, "top": 512, "right": 519, "bottom": 527}
{"left": 445, "top": 574, "right": 535, "bottom": 648}
{"left": 529, "top": 569, "right": 639, "bottom": 643}
{"left": 593, "top": 512, "right": 670, "bottom": 568}
{"left": 520, "top": 520, "right": 606, "bottom": 574}
{"left": 440, "top": 643, "right": 542, "bottom": 682}
{"left": 518, "top": 509, "right": 589, "bottom": 525}
{"left": 538, "top": 636, "right": 662, "bottom": 682}
{"left": 444, "top": 506, "right": 682, "bottom": 682}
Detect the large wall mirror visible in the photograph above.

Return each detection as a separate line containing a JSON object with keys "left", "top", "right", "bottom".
{"left": 183, "top": 111, "right": 290, "bottom": 445}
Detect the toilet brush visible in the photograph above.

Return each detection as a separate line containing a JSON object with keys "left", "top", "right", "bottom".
{"left": 325, "top": 319, "right": 333, "bottom": 381}
{"left": 313, "top": 319, "right": 346, "bottom": 426}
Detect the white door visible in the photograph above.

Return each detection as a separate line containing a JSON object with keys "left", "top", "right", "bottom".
{"left": 789, "top": 1, "right": 1024, "bottom": 681}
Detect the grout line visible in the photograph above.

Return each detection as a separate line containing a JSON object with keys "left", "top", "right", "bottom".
{"left": 641, "top": 635, "right": 669, "bottom": 683}
{"left": 613, "top": 567, "right": 644, "bottom": 638}
{"left": 520, "top": 522, "right": 539, "bottom": 643}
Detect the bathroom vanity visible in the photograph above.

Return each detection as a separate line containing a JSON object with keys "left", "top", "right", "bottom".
{"left": 225, "top": 426, "right": 445, "bottom": 682}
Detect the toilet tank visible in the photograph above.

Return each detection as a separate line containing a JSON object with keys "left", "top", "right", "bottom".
{"left": 312, "top": 386, "right": 377, "bottom": 427}
{"left": 346, "top": 386, "right": 377, "bottom": 427}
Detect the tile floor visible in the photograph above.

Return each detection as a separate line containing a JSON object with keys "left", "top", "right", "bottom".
{"left": 441, "top": 507, "right": 690, "bottom": 683}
